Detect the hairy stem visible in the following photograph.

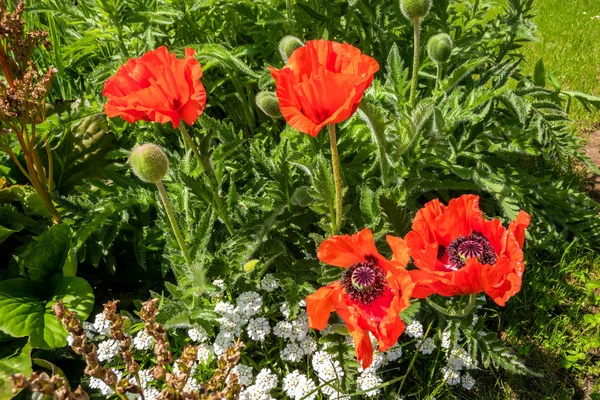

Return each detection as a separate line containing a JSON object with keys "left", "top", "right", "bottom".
{"left": 328, "top": 124, "right": 343, "bottom": 234}
{"left": 178, "top": 125, "right": 234, "bottom": 235}
{"left": 426, "top": 294, "right": 477, "bottom": 317}
{"left": 156, "top": 180, "right": 200, "bottom": 288}
{"left": 409, "top": 17, "right": 421, "bottom": 107}
{"left": 436, "top": 62, "right": 443, "bottom": 91}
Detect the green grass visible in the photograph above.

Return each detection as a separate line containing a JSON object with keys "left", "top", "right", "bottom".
{"left": 519, "top": 0, "right": 600, "bottom": 124}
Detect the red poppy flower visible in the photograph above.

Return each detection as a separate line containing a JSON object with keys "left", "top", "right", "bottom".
{"left": 404, "top": 195, "right": 531, "bottom": 306}
{"left": 268, "top": 40, "right": 379, "bottom": 137}
{"left": 306, "top": 229, "right": 414, "bottom": 369}
{"left": 103, "top": 46, "right": 206, "bottom": 129}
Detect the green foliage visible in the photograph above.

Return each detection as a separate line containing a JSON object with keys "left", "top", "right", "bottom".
{"left": 0, "top": 275, "right": 94, "bottom": 349}
{"left": 0, "top": 341, "right": 32, "bottom": 399}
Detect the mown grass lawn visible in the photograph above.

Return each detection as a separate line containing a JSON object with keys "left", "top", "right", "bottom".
{"left": 520, "top": 0, "right": 600, "bottom": 124}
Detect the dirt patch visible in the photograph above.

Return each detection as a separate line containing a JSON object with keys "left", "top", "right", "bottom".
{"left": 580, "top": 123, "right": 600, "bottom": 202}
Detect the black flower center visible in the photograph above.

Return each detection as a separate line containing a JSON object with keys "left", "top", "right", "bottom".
{"left": 442, "top": 231, "right": 497, "bottom": 271}
{"left": 341, "top": 255, "right": 387, "bottom": 305}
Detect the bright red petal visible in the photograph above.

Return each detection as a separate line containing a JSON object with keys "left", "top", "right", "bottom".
{"left": 317, "top": 228, "right": 379, "bottom": 268}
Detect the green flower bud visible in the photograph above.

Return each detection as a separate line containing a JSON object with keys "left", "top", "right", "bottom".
{"left": 278, "top": 35, "right": 304, "bottom": 63}
{"left": 427, "top": 33, "right": 453, "bottom": 63}
{"left": 129, "top": 143, "right": 169, "bottom": 183}
{"left": 400, "top": 0, "right": 432, "bottom": 20}
{"left": 255, "top": 91, "right": 282, "bottom": 118}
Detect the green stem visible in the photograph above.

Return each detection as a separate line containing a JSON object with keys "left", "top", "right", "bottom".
{"left": 155, "top": 180, "right": 198, "bottom": 286}
{"left": 426, "top": 294, "right": 477, "bottom": 318}
{"left": 397, "top": 322, "right": 433, "bottom": 395}
{"left": 436, "top": 62, "right": 443, "bottom": 91}
{"left": 409, "top": 17, "right": 421, "bottom": 107}
{"left": 178, "top": 125, "right": 234, "bottom": 235}
{"left": 328, "top": 124, "right": 343, "bottom": 234}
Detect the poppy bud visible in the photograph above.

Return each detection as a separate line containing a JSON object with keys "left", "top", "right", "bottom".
{"left": 278, "top": 35, "right": 304, "bottom": 62}
{"left": 129, "top": 143, "right": 169, "bottom": 183}
{"left": 427, "top": 33, "right": 453, "bottom": 63}
{"left": 400, "top": 0, "right": 432, "bottom": 20}
{"left": 255, "top": 91, "right": 282, "bottom": 118}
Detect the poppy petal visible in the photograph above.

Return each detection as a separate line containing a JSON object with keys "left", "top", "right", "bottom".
{"left": 317, "top": 228, "right": 379, "bottom": 268}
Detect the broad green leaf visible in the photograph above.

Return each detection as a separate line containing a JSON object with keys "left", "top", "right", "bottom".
{"left": 0, "top": 341, "right": 32, "bottom": 399}
{"left": 533, "top": 58, "right": 545, "bottom": 87}
{"left": 0, "top": 223, "right": 23, "bottom": 244}
{"left": 19, "top": 224, "right": 72, "bottom": 281}
{"left": 0, "top": 275, "right": 94, "bottom": 349}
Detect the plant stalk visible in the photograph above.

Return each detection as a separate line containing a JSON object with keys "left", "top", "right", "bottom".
{"left": 410, "top": 17, "right": 421, "bottom": 107}
{"left": 328, "top": 124, "right": 343, "bottom": 234}
{"left": 178, "top": 125, "right": 234, "bottom": 235}
{"left": 155, "top": 180, "right": 199, "bottom": 286}
{"left": 426, "top": 294, "right": 477, "bottom": 317}
{"left": 436, "top": 62, "right": 443, "bottom": 90}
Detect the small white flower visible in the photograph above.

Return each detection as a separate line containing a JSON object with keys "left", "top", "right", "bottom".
{"left": 82, "top": 322, "right": 96, "bottom": 339}
{"left": 359, "top": 352, "right": 384, "bottom": 373}
{"left": 231, "top": 364, "right": 254, "bottom": 386}
{"left": 188, "top": 326, "right": 208, "bottom": 342}
{"left": 295, "top": 375, "right": 317, "bottom": 400}
{"left": 237, "top": 292, "right": 263, "bottom": 317}
{"left": 288, "top": 312, "right": 309, "bottom": 341}
{"left": 260, "top": 274, "right": 279, "bottom": 292}
{"left": 247, "top": 317, "right": 271, "bottom": 341}
{"left": 92, "top": 313, "right": 111, "bottom": 334}
{"left": 283, "top": 370, "right": 302, "bottom": 398}
{"left": 282, "top": 341, "right": 304, "bottom": 363}
{"left": 442, "top": 366, "right": 461, "bottom": 385}
{"left": 133, "top": 329, "right": 154, "bottom": 351}
{"left": 273, "top": 320, "right": 293, "bottom": 339}
{"left": 183, "top": 377, "right": 201, "bottom": 394}
{"left": 97, "top": 339, "right": 120, "bottom": 362}
{"left": 213, "top": 279, "right": 226, "bottom": 290}
{"left": 418, "top": 337, "right": 436, "bottom": 355}
{"left": 357, "top": 370, "right": 382, "bottom": 397}
{"left": 299, "top": 335, "right": 317, "bottom": 356}
{"left": 385, "top": 344, "right": 403, "bottom": 362}
{"left": 254, "top": 368, "right": 278, "bottom": 392}
{"left": 461, "top": 372, "right": 476, "bottom": 390}
{"left": 66, "top": 334, "right": 74, "bottom": 346}
{"left": 214, "top": 330, "right": 235, "bottom": 355}
{"left": 299, "top": 300, "right": 306, "bottom": 307}
{"left": 89, "top": 377, "right": 113, "bottom": 395}
{"left": 447, "top": 346, "right": 476, "bottom": 371}
{"left": 405, "top": 320, "right": 424, "bottom": 339}
{"left": 215, "top": 301, "right": 236, "bottom": 316}
{"left": 441, "top": 329, "right": 452, "bottom": 349}
{"left": 239, "top": 385, "right": 274, "bottom": 400}
{"left": 197, "top": 343, "right": 212, "bottom": 363}
{"left": 280, "top": 303, "right": 291, "bottom": 319}
{"left": 143, "top": 387, "right": 160, "bottom": 400}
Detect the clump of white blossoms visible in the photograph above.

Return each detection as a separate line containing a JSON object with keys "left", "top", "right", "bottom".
{"left": 89, "top": 369, "right": 122, "bottom": 395}
{"left": 97, "top": 339, "right": 120, "bottom": 362}
{"left": 237, "top": 291, "right": 263, "bottom": 317}
{"left": 247, "top": 317, "right": 271, "bottom": 341}
{"left": 312, "top": 350, "right": 346, "bottom": 398}
{"left": 188, "top": 326, "right": 208, "bottom": 343}
{"left": 461, "top": 372, "right": 476, "bottom": 390}
{"left": 133, "top": 329, "right": 153, "bottom": 351}
{"left": 283, "top": 370, "right": 317, "bottom": 400}
{"left": 418, "top": 337, "right": 436, "bottom": 355}
{"left": 196, "top": 343, "right": 212, "bottom": 364}
{"left": 405, "top": 320, "right": 424, "bottom": 339}
{"left": 213, "top": 279, "right": 226, "bottom": 291}
{"left": 260, "top": 274, "right": 279, "bottom": 292}
{"left": 240, "top": 368, "right": 278, "bottom": 399}
{"left": 441, "top": 366, "right": 461, "bottom": 385}
{"left": 280, "top": 303, "right": 291, "bottom": 319}
{"left": 92, "top": 312, "right": 111, "bottom": 335}
{"left": 384, "top": 344, "right": 403, "bottom": 362}
{"left": 282, "top": 341, "right": 304, "bottom": 363}
{"left": 357, "top": 370, "right": 383, "bottom": 397}
{"left": 231, "top": 364, "right": 254, "bottom": 387}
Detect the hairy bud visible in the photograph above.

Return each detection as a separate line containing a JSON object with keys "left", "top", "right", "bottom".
{"left": 400, "top": 0, "right": 432, "bottom": 20}
{"left": 278, "top": 35, "right": 304, "bottom": 62}
{"left": 255, "top": 91, "right": 282, "bottom": 118}
{"left": 427, "top": 33, "right": 453, "bottom": 63}
{"left": 129, "top": 143, "right": 169, "bottom": 183}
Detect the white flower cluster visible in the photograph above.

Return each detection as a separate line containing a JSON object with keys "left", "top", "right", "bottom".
{"left": 247, "top": 317, "right": 271, "bottom": 341}
{"left": 311, "top": 350, "right": 347, "bottom": 399}
{"left": 405, "top": 320, "right": 424, "bottom": 339}
{"left": 260, "top": 274, "right": 279, "bottom": 292}
{"left": 240, "top": 368, "right": 278, "bottom": 400}
{"left": 213, "top": 291, "right": 266, "bottom": 355}
{"left": 230, "top": 364, "right": 254, "bottom": 387}
{"left": 188, "top": 326, "right": 208, "bottom": 343}
{"left": 283, "top": 370, "right": 317, "bottom": 400}
{"left": 92, "top": 313, "right": 111, "bottom": 335}
{"left": 441, "top": 345, "right": 478, "bottom": 390}
{"left": 97, "top": 339, "right": 120, "bottom": 362}
{"left": 356, "top": 369, "right": 383, "bottom": 397}
{"left": 133, "top": 329, "right": 153, "bottom": 351}
{"left": 196, "top": 343, "right": 212, "bottom": 364}
{"left": 418, "top": 337, "right": 436, "bottom": 355}
{"left": 89, "top": 369, "right": 122, "bottom": 395}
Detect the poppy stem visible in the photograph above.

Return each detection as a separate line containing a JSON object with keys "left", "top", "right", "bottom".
{"left": 425, "top": 294, "right": 477, "bottom": 317}
{"left": 155, "top": 179, "right": 203, "bottom": 289}
{"left": 436, "top": 62, "right": 443, "bottom": 91}
{"left": 178, "top": 125, "right": 235, "bottom": 235}
{"left": 328, "top": 124, "right": 343, "bottom": 234}
{"left": 409, "top": 17, "right": 421, "bottom": 107}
